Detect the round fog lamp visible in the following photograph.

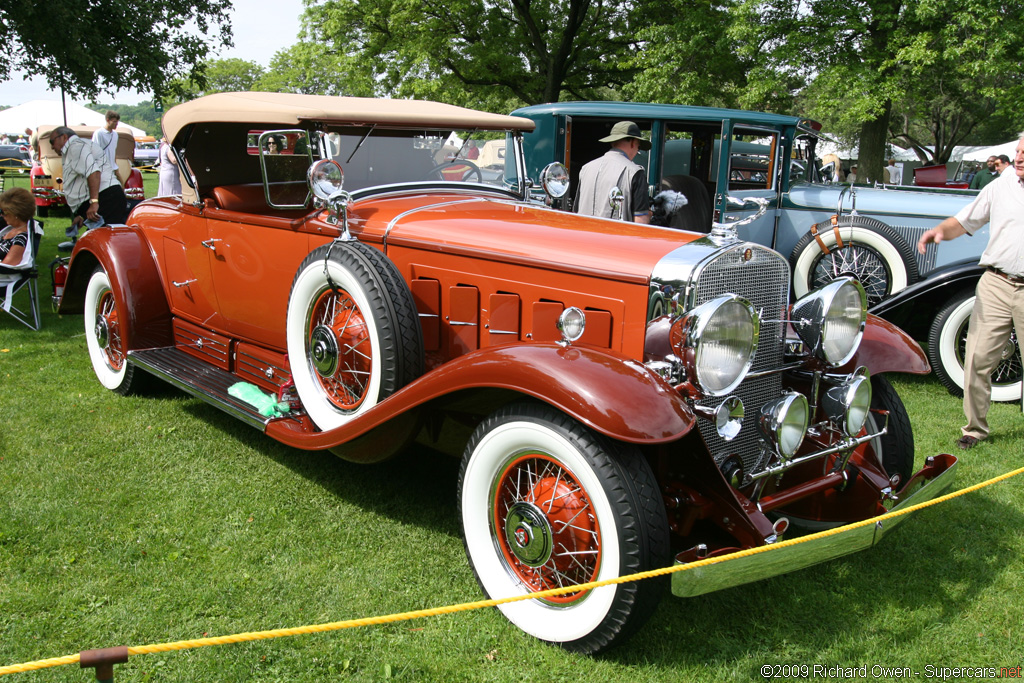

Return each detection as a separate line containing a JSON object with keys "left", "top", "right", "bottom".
{"left": 758, "top": 392, "right": 809, "bottom": 458}
{"left": 557, "top": 307, "right": 586, "bottom": 344}
{"left": 823, "top": 374, "right": 872, "bottom": 436}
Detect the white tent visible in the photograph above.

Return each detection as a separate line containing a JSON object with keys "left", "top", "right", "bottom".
{"left": 0, "top": 99, "right": 146, "bottom": 137}
{"left": 962, "top": 140, "right": 1020, "bottom": 162}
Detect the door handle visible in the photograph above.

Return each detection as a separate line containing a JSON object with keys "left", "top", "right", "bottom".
{"left": 201, "top": 238, "right": 222, "bottom": 250}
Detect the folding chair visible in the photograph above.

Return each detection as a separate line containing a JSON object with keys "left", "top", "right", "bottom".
{"left": 0, "top": 219, "right": 44, "bottom": 330}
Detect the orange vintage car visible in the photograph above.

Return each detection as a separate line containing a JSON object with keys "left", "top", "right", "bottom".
{"left": 58, "top": 92, "right": 956, "bottom": 654}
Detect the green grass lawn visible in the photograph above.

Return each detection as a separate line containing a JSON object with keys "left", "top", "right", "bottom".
{"left": 2, "top": 171, "right": 1024, "bottom": 681}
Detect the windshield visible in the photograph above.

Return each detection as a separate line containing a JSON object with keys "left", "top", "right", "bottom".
{"left": 318, "top": 128, "right": 512, "bottom": 193}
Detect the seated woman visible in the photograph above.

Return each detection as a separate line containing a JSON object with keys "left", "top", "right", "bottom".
{"left": 0, "top": 187, "right": 37, "bottom": 267}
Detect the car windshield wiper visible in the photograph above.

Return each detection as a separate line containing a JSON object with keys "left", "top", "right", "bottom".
{"left": 346, "top": 125, "right": 376, "bottom": 164}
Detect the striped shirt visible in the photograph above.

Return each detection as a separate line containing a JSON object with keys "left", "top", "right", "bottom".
{"left": 60, "top": 135, "right": 120, "bottom": 211}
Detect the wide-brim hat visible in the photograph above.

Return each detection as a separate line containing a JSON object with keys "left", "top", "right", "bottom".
{"left": 599, "top": 121, "right": 652, "bottom": 151}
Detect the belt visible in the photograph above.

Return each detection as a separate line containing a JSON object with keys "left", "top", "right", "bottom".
{"left": 987, "top": 267, "right": 1024, "bottom": 285}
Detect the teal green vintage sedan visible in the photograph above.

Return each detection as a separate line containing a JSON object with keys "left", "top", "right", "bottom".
{"left": 512, "top": 102, "right": 1021, "bottom": 402}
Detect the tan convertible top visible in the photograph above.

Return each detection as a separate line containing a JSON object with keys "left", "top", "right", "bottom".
{"left": 163, "top": 92, "right": 535, "bottom": 144}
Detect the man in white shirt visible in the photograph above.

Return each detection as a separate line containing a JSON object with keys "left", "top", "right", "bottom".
{"left": 885, "top": 159, "right": 901, "bottom": 185}
{"left": 91, "top": 111, "right": 121, "bottom": 180}
{"left": 847, "top": 165, "right": 858, "bottom": 183}
{"left": 917, "top": 135, "right": 1024, "bottom": 449}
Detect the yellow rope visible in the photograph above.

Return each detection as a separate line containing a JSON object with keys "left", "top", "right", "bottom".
{"left": 2, "top": 464, "right": 1021, "bottom": 677}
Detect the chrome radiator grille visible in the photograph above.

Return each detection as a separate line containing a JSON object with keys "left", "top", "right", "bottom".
{"left": 692, "top": 244, "right": 791, "bottom": 474}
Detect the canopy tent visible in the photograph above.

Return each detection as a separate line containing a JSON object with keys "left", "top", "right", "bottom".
{"left": 816, "top": 138, "right": 993, "bottom": 163}
{"left": 0, "top": 99, "right": 145, "bottom": 137}
{"left": 962, "top": 140, "right": 1021, "bottom": 162}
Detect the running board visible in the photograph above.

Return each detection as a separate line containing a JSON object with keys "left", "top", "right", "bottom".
{"left": 128, "top": 347, "right": 281, "bottom": 431}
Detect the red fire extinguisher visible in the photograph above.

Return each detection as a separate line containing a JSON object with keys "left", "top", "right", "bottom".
{"left": 51, "top": 258, "right": 68, "bottom": 305}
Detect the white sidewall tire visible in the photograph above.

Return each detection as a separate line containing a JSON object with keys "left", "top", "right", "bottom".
{"left": 461, "top": 420, "right": 621, "bottom": 644}
{"left": 84, "top": 269, "right": 127, "bottom": 391}
{"left": 935, "top": 295, "right": 1022, "bottom": 402}
{"left": 792, "top": 226, "right": 909, "bottom": 299}
{"left": 934, "top": 296, "right": 973, "bottom": 395}
{"left": 286, "top": 258, "right": 383, "bottom": 430}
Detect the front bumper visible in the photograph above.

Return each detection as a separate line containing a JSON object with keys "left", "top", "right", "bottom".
{"left": 671, "top": 453, "right": 958, "bottom": 597}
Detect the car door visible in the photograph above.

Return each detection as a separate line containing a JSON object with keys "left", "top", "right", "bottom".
{"left": 713, "top": 124, "right": 783, "bottom": 247}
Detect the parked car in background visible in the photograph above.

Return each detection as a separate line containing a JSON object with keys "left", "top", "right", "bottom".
{"left": 133, "top": 137, "right": 160, "bottom": 167}
{"left": 912, "top": 164, "right": 970, "bottom": 189}
{"left": 0, "top": 143, "right": 32, "bottom": 173}
{"left": 58, "top": 92, "right": 956, "bottom": 654}
{"left": 31, "top": 125, "right": 145, "bottom": 216}
{"left": 512, "top": 102, "right": 1019, "bottom": 402}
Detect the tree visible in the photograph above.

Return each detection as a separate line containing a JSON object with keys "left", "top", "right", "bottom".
{"left": 256, "top": 44, "right": 365, "bottom": 96}
{"left": 0, "top": 0, "right": 233, "bottom": 101}
{"left": 623, "top": 0, "right": 765, "bottom": 110}
{"left": 733, "top": 0, "right": 1024, "bottom": 179}
{"left": 166, "top": 58, "right": 267, "bottom": 103}
{"left": 300, "top": 0, "right": 655, "bottom": 110}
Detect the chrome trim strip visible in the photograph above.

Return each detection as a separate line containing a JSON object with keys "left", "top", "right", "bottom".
{"left": 383, "top": 198, "right": 487, "bottom": 248}
{"left": 671, "top": 455, "right": 958, "bottom": 597}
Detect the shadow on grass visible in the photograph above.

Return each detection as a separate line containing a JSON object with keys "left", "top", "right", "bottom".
{"left": 177, "top": 399, "right": 462, "bottom": 539}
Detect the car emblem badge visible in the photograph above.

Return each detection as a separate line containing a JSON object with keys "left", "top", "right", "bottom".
{"left": 514, "top": 525, "right": 530, "bottom": 547}
{"left": 743, "top": 248, "right": 753, "bottom": 262}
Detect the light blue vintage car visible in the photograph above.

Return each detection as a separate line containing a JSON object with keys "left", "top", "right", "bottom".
{"left": 512, "top": 102, "right": 1021, "bottom": 402}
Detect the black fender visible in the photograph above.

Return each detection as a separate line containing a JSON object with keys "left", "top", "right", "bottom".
{"left": 58, "top": 226, "right": 173, "bottom": 351}
{"left": 870, "top": 261, "right": 983, "bottom": 318}
{"left": 267, "top": 343, "right": 698, "bottom": 450}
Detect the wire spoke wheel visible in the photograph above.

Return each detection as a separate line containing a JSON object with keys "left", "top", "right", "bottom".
{"left": 95, "top": 288, "right": 126, "bottom": 372}
{"left": 493, "top": 454, "right": 601, "bottom": 603}
{"left": 84, "top": 267, "right": 145, "bottom": 395}
{"left": 459, "top": 402, "right": 668, "bottom": 654}
{"left": 928, "top": 290, "right": 1023, "bottom": 402}
{"left": 809, "top": 243, "right": 891, "bottom": 307}
{"left": 286, "top": 241, "right": 423, "bottom": 432}
{"left": 308, "top": 287, "right": 373, "bottom": 411}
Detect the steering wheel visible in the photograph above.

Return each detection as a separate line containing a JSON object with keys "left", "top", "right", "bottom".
{"left": 426, "top": 160, "right": 482, "bottom": 182}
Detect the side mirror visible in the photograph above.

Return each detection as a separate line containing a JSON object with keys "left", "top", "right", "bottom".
{"left": 308, "top": 159, "right": 344, "bottom": 201}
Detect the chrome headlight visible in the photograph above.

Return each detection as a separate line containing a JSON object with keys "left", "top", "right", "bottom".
{"left": 540, "top": 162, "right": 569, "bottom": 199}
{"left": 757, "top": 391, "right": 809, "bottom": 458}
{"left": 790, "top": 277, "right": 867, "bottom": 367}
{"left": 822, "top": 369, "right": 872, "bottom": 436}
{"left": 671, "top": 294, "right": 759, "bottom": 397}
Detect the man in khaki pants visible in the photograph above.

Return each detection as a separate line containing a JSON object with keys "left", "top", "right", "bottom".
{"left": 918, "top": 135, "right": 1024, "bottom": 449}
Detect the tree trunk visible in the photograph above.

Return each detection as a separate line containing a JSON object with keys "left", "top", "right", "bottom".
{"left": 858, "top": 99, "right": 892, "bottom": 184}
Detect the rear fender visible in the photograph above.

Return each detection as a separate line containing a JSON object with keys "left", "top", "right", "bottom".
{"left": 267, "top": 343, "right": 697, "bottom": 450}
{"left": 59, "top": 226, "right": 173, "bottom": 351}
{"left": 839, "top": 314, "right": 928, "bottom": 375}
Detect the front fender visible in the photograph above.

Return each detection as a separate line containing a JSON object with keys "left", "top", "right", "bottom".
{"left": 870, "top": 262, "right": 983, "bottom": 318}
{"left": 267, "top": 343, "right": 697, "bottom": 450}
{"left": 838, "top": 314, "right": 928, "bottom": 375}
{"left": 58, "top": 226, "right": 173, "bottom": 351}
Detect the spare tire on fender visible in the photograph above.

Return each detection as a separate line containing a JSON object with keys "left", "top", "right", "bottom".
{"left": 286, "top": 240, "right": 424, "bottom": 433}
{"left": 790, "top": 216, "right": 919, "bottom": 307}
